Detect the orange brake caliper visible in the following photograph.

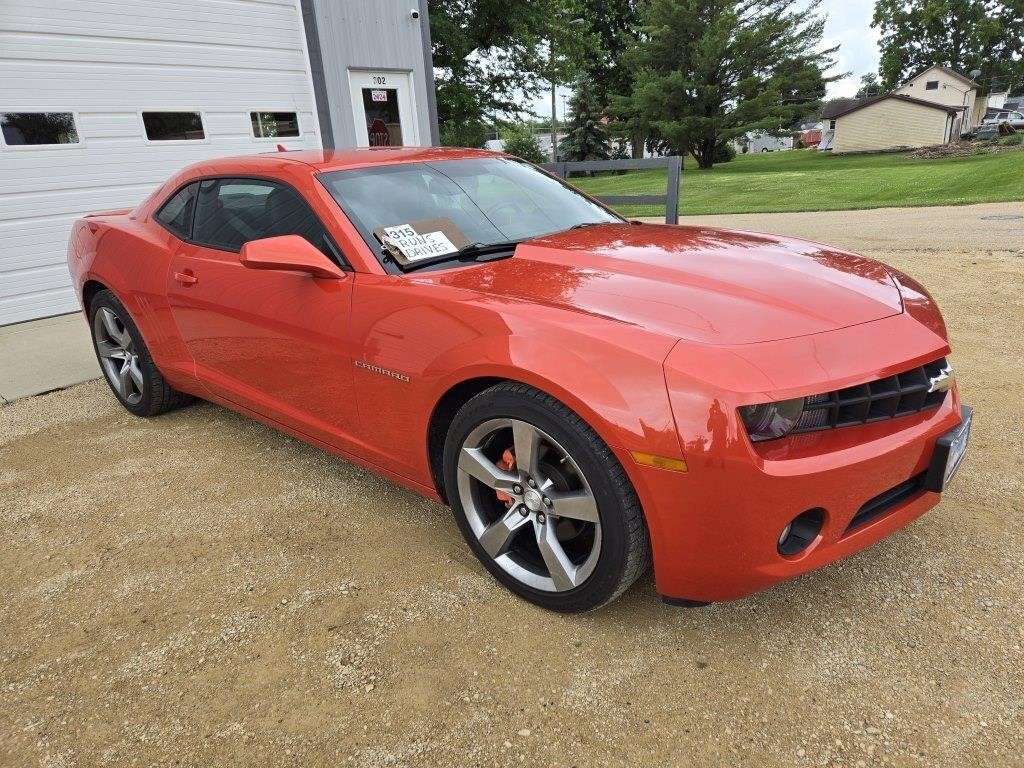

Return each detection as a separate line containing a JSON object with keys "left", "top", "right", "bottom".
{"left": 495, "top": 448, "right": 516, "bottom": 508}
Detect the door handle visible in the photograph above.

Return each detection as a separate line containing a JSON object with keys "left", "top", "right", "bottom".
{"left": 174, "top": 270, "right": 198, "bottom": 286}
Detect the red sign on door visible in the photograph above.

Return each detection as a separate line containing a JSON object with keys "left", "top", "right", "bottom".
{"left": 368, "top": 118, "right": 390, "bottom": 146}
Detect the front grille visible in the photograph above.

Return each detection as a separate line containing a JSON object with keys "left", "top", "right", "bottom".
{"left": 792, "top": 358, "right": 950, "bottom": 434}
{"left": 844, "top": 472, "right": 926, "bottom": 534}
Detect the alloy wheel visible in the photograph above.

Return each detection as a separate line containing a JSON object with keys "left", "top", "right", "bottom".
{"left": 93, "top": 306, "right": 144, "bottom": 406}
{"left": 456, "top": 418, "right": 602, "bottom": 592}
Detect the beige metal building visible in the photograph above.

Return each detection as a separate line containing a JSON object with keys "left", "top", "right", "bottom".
{"left": 827, "top": 94, "right": 958, "bottom": 154}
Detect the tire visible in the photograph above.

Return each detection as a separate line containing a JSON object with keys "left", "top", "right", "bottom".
{"left": 443, "top": 382, "right": 650, "bottom": 612}
{"left": 88, "top": 289, "right": 193, "bottom": 417}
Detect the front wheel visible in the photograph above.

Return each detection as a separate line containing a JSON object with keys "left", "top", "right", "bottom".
{"left": 443, "top": 382, "right": 650, "bottom": 612}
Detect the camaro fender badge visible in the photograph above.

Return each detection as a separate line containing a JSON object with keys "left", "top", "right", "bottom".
{"left": 927, "top": 362, "right": 955, "bottom": 393}
{"left": 355, "top": 360, "right": 411, "bottom": 383}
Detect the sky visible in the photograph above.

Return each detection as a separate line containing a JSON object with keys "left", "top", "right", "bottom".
{"left": 526, "top": 0, "right": 882, "bottom": 119}
{"left": 818, "top": 0, "right": 882, "bottom": 98}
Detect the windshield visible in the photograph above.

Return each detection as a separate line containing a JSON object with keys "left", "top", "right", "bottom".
{"left": 318, "top": 157, "right": 621, "bottom": 272}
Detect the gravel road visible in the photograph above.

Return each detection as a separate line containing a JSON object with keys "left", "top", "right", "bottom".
{"left": 2, "top": 203, "right": 1022, "bottom": 767}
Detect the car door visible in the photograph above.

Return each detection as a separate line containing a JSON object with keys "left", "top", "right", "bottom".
{"left": 164, "top": 177, "right": 358, "bottom": 445}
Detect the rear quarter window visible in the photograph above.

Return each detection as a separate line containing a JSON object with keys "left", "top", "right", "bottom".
{"left": 155, "top": 183, "right": 199, "bottom": 239}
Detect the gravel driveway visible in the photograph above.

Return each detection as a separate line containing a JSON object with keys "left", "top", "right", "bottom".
{"left": 2, "top": 203, "right": 1022, "bottom": 767}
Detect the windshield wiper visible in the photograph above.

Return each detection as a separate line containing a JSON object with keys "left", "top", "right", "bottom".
{"left": 399, "top": 240, "right": 521, "bottom": 272}
{"left": 568, "top": 221, "right": 609, "bottom": 230}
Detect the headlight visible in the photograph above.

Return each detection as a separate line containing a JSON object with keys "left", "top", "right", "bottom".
{"left": 738, "top": 398, "right": 805, "bottom": 442}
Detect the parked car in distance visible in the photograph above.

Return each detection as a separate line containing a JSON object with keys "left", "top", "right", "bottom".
{"left": 735, "top": 131, "right": 794, "bottom": 154}
{"left": 983, "top": 110, "right": 1024, "bottom": 129}
{"left": 67, "top": 147, "right": 971, "bottom": 612}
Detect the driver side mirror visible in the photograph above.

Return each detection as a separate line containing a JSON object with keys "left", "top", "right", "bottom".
{"left": 239, "top": 235, "right": 346, "bottom": 280}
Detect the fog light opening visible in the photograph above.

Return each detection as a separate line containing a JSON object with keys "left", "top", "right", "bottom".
{"left": 777, "top": 523, "right": 792, "bottom": 547}
{"left": 777, "top": 508, "right": 825, "bottom": 556}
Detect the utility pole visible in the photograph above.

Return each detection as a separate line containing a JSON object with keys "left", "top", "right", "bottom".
{"left": 550, "top": 43, "right": 558, "bottom": 161}
{"left": 549, "top": 15, "right": 584, "bottom": 161}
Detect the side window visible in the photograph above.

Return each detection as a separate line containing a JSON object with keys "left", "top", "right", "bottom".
{"left": 192, "top": 178, "right": 335, "bottom": 258}
{"left": 1, "top": 112, "right": 79, "bottom": 146}
{"left": 155, "top": 182, "right": 199, "bottom": 239}
{"left": 250, "top": 112, "right": 300, "bottom": 138}
{"left": 925, "top": 80, "right": 939, "bottom": 90}
{"left": 142, "top": 112, "right": 205, "bottom": 141}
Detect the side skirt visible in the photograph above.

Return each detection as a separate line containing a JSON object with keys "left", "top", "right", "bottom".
{"left": 194, "top": 388, "right": 443, "bottom": 503}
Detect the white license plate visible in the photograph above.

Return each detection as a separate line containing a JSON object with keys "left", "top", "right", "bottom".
{"left": 942, "top": 410, "right": 972, "bottom": 487}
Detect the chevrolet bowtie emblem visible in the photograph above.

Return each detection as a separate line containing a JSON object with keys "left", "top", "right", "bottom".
{"left": 927, "top": 362, "right": 954, "bottom": 393}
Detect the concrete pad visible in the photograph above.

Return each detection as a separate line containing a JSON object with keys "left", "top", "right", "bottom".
{"left": 0, "top": 312, "right": 100, "bottom": 402}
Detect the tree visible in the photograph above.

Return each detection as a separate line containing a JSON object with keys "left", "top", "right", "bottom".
{"left": 500, "top": 124, "right": 549, "bottom": 164}
{"left": 872, "top": 0, "right": 1024, "bottom": 93}
{"left": 621, "top": 0, "right": 835, "bottom": 169}
{"left": 428, "top": 0, "right": 597, "bottom": 146}
{"left": 558, "top": 75, "right": 611, "bottom": 160}
{"left": 429, "top": 0, "right": 557, "bottom": 146}
{"left": 563, "top": 0, "right": 649, "bottom": 157}
{"left": 855, "top": 72, "right": 883, "bottom": 98}
{"left": 574, "top": 0, "right": 643, "bottom": 108}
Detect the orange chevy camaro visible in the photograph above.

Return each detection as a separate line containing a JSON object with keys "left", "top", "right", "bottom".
{"left": 67, "top": 148, "right": 972, "bottom": 612}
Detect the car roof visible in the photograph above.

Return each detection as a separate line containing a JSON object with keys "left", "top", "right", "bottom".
{"left": 257, "top": 146, "right": 503, "bottom": 172}
{"left": 159, "top": 146, "right": 514, "bottom": 203}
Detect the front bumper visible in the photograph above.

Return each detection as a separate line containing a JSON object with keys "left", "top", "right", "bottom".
{"left": 624, "top": 311, "right": 966, "bottom": 603}
{"left": 619, "top": 390, "right": 964, "bottom": 602}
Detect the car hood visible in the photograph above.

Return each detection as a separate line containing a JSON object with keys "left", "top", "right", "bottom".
{"left": 426, "top": 223, "right": 903, "bottom": 345}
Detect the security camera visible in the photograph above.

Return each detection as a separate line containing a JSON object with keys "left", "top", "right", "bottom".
{"left": 410, "top": 8, "right": 420, "bottom": 19}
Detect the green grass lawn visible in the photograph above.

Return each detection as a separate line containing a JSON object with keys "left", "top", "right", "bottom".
{"left": 570, "top": 148, "right": 1024, "bottom": 216}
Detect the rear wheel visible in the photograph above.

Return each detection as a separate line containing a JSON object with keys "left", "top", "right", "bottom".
{"left": 89, "top": 290, "right": 192, "bottom": 416}
{"left": 443, "top": 382, "right": 650, "bottom": 612}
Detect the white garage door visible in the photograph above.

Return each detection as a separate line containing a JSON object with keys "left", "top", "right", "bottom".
{"left": 0, "top": 0, "right": 321, "bottom": 326}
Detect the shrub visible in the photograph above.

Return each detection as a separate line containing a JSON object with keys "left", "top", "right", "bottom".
{"left": 440, "top": 119, "right": 488, "bottom": 149}
{"left": 500, "top": 124, "right": 548, "bottom": 165}
{"left": 713, "top": 142, "right": 736, "bottom": 163}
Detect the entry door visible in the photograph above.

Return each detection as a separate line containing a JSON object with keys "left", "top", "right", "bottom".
{"left": 165, "top": 178, "right": 358, "bottom": 446}
{"left": 348, "top": 70, "right": 419, "bottom": 147}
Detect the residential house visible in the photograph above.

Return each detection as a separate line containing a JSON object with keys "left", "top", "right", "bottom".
{"left": 819, "top": 100, "right": 859, "bottom": 150}
{"left": 819, "top": 65, "right": 979, "bottom": 154}
{"left": 893, "top": 65, "right": 980, "bottom": 134}
{"left": 825, "top": 94, "right": 958, "bottom": 154}
{"left": 986, "top": 92, "right": 1024, "bottom": 116}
